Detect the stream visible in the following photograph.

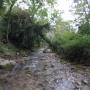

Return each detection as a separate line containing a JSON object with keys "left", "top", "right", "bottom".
{"left": 0, "top": 48, "right": 90, "bottom": 90}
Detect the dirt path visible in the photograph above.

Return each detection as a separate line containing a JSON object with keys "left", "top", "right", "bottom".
{"left": 0, "top": 48, "right": 90, "bottom": 90}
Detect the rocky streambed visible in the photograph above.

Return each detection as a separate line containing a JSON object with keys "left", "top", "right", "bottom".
{"left": 0, "top": 48, "right": 90, "bottom": 90}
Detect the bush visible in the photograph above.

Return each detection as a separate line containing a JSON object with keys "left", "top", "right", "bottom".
{"left": 50, "top": 31, "right": 90, "bottom": 65}
{"left": 0, "top": 42, "right": 17, "bottom": 56}
{"left": 1, "top": 9, "right": 49, "bottom": 49}
{"left": 78, "top": 23, "right": 90, "bottom": 35}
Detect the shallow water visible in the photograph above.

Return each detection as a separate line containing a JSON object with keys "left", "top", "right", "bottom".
{"left": 23, "top": 48, "right": 90, "bottom": 90}
{"left": 0, "top": 48, "right": 90, "bottom": 90}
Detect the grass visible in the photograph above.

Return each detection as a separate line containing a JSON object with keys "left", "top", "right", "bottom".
{"left": 2, "top": 64, "right": 14, "bottom": 71}
{"left": 0, "top": 42, "right": 18, "bottom": 57}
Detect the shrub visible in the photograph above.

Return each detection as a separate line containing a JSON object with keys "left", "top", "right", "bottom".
{"left": 78, "top": 23, "right": 90, "bottom": 35}
{"left": 0, "top": 42, "right": 17, "bottom": 56}
{"left": 50, "top": 31, "right": 90, "bottom": 65}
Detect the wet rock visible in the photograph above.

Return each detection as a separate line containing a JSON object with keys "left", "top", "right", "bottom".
{"left": 23, "top": 66, "right": 30, "bottom": 70}
{"left": 0, "top": 59, "right": 16, "bottom": 66}
{"left": 54, "top": 78, "right": 63, "bottom": 84}
{"left": 0, "top": 59, "right": 15, "bottom": 71}
{"left": 75, "top": 81, "right": 82, "bottom": 86}
{"left": 38, "top": 83, "right": 44, "bottom": 87}
{"left": 0, "top": 65, "right": 4, "bottom": 69}
{"left": 51, "top": 64, "right": 54, "bottom": 68}
{"left": 43, "top": 65, "right": 48, "bottom": 70}
{"left": 81, "top": 85, "right": 90, "bottom": 90}
{"left": 30, "top": 57, "right": 38, "bottom": 59}
{"left": 74, "top": 86, "right": 79, "bottom": 90}
{"left": 81, "top": 80, "right": 88, "bottom": 85}
{"left": 71, "top": 67, "right": 76, "bottom": 72}
{"left": 54, "top": 79, "right": 58, "bottom": 83}
{"left": 16, "top": 52, "right": 20, "bottom": 56}
{"left": 0, "top": 78, "right": 8, "bottom": 84}
{"left": 40, "top": 58, "right": 46, "bottom": 60}
{"left": 42, "top": 88, "right": 46, "bottom": 90}
{"left": 44, "top": 80, "right": 49, "bottom": 85}
{"left": 50, "top": 87, "right": 55, "bottom": 90}
{"left": 43, "top": 49, "right": 52, "bottom": 53}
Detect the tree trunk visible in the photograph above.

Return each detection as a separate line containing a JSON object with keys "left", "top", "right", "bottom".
{"left": 6, "top": 0, "right": 17, "bottom": 43}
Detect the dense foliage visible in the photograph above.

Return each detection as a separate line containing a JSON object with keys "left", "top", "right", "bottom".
{"left": 0, "top": 0, "right": 51, "bottom": 49}
{"left": 0, "top": 0, "right": 90, "bottom": 65}
{"left": 79, "top": 22, "right": 90, "bottom": 34}
{"left": 49, "top": 31, "right": 90, "bottom": 65}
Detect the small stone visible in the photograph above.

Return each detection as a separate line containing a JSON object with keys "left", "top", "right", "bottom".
{"left": 75, "top": 81, "right": 82, "bottom": 86}
{"left": 38, "top": 83, "right": 44, "bottom": 87}
{"left": 43, "top": 49, "right": 52, "bottom": 53}
{"left": 42, "top": 88, "right": 46, "bottom": 90}
{"left": 50, "top": 87, "right": 55, "bottom": 90}
{"left": 71, "top": 67, "right": 75, "bottom": 72}
{"left": 74, "top": 86, "right": 79, "bottom": 90}
{"left": 43, "top": 65, "right": 48, "bottom": 70}
{"left": 51, "top": 64, "right": 54, "bottom": 68}
{"left": 16, "top": 52, "right": 20, "bottom": 56}
{"left": 54, "top": 79, "right": 60, "bottom": 84}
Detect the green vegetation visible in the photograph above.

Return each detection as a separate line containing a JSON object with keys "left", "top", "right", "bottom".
{"left": 50, "top": 31, "right": 90, "bottom": 65}
{"left": 0, "top": 0, "right": 90, "bottom": 65}
{"left": 79, "top": 23, "right": 90, "bottom": 34}
{"left": 0, "top": 42, "right": 18, "bottom": 58}
{"left": 46, "top": 0, "right": 90, "bottom": 65}
{"left": 0, "top": 63, "right": 14, "bottom": 71}
{"left": 0, "top": 0, "right": 51, "bottom": 50}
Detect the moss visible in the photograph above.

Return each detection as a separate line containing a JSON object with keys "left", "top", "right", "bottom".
{"left": 0, "top": 42, "right": 18, "bottom": 57}
{"left": 2, "top": 64, "right": 14, "bottom": 71}
{"left": 0, "top": 63, "right": 14, "bottom": 71}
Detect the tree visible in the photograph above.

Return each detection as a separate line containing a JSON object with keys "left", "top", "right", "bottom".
{"left": 5, "top": 0, "right": 18, "bottom": 42}
{"left": 78, "top": 22, "right": 90, "bottom": 34}
{"left": 0, "top": 0, "right": 58, "bottom": 49}
{"left": 0, "top": 0, "right": 18, "bottom": 42}
{"left": 18, "top": 0, "right": 56, "bottom": 24}
{"left": 73, "top": 0, "right": 90, "bottom": 23}
{"left": 0, "top": 0, "right": 3, "bottom": 8}
{"left": 72, "top": 0, "right": 90, "bottom": 34}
